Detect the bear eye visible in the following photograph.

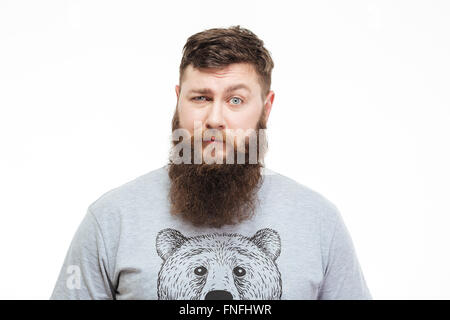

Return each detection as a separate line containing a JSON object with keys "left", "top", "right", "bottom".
{"left": 233, "top": 266, "right": 246, "bottom": 277}
{"left": 194, "top": 266, "right": 207, "bottom": 276}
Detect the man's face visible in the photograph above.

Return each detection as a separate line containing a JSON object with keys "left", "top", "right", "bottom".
{"left": 168, "top": 62, "right": 274, "bottom": 228}
{"left": 175, "top": 62, "right": 274, "bottom": 160}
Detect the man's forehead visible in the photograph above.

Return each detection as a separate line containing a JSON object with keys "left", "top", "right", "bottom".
{"left": 186, "top": 83, "right": 252, "bottom": 96}
{"left": 185, "top": 62, "right": 255, "bottom": 74}
{"left": 181, "top": 63, "right": 259, "bottom": 93}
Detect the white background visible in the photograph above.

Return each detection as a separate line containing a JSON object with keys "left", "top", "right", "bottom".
{"left": 0, "top": 0, "right": 449, "bottom": 299}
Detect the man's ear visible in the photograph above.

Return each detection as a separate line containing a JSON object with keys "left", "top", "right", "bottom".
{"left": 156, "top": 228, "right": 187, "bottom": 261}
{"left": 263, "top": 90, "right": 275, "bottom": 124}
{"left": 175, "top": 85, "right": 180, "bottom": 99}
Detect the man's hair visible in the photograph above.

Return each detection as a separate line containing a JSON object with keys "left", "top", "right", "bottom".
{"left": 179, "top": 25, "right": 274, "bottom": 101}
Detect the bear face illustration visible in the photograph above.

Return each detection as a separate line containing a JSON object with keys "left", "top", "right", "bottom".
{"left": 155, "top": 228, "right": 282, "bottom": 300}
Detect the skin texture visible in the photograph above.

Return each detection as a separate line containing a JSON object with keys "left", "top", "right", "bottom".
{"left": 167, "top": 63, "right": 275, "bottom": 228}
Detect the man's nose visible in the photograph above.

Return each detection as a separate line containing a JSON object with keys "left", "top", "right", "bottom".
{"left": 205, "top": 101, "right": 225, "bottom": 130}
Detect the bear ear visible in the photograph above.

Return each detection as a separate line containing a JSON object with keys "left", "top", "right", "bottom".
{"left": 156, "top": 228, "right": 188, "bottom": 261}
{"left": 250, "top": 228, "right": 281, "bottom": 261}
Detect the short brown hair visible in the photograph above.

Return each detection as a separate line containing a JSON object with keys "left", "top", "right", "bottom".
{"left": 179, "top": 25, "right": 274, "bottom": 101}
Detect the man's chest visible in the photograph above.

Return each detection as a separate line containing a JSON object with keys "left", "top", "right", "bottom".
{"left": 112, "top": 226, "right": 323, "bottom": 300}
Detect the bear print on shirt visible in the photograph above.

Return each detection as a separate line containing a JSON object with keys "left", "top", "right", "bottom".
{"left": 155, "top": 228, "right": 282, "bottom": 300}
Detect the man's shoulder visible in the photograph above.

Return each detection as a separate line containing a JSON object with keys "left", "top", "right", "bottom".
{"left": 87, "top": 165, "right": 169, "bottom": 221}
{"left": 262, "top": 168, "right": 340, "bottom": 222}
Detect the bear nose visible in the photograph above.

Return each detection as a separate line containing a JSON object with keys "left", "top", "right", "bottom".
{"left": 205, "top": 290, "right": 233, "bottom": 300}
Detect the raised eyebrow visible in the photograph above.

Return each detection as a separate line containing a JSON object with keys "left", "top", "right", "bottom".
{"left": 187, "top": 84, "right": 251, "bottom": 95}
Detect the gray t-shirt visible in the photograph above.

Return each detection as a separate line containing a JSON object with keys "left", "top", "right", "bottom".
{"left": 50, "top": 165, "right": 372, "bottom": 300}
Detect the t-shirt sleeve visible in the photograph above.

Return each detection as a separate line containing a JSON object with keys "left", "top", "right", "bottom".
{"left": 317, "top": 208, "right": 372, "bottom": 300}
{"left": 50, "top": 209, "right": 116, "bottom": 300}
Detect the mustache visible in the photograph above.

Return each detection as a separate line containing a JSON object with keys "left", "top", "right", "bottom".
{"left": 170, "top": 128, "right": 268, "bottom": 165}
{"left": 201, "top": 129, "right": 225, "bottom": 142}
{"left": 177, "top": 129, "right": 252, "bottom": 144}
{"left": 171, "top": 127, "right": 267, "bottom": 148}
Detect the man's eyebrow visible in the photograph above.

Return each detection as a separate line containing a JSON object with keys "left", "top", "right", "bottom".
{"left": 187, "top": 84, "right": 251, "bottom": 95}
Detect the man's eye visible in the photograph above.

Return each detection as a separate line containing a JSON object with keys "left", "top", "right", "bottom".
{"left": 230, "top": 97, "right": 243, "bottom": 105}
{"left": 191, "top": 96, "right": 242, "bottom": 104}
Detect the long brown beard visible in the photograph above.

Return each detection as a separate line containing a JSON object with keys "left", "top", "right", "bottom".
{"left": 167, "top": 109, "right": 268, "bottom": 228}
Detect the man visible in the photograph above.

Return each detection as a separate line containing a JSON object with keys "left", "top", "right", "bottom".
{"left": 50, "top": 25, "right": 372, "bottom": 300}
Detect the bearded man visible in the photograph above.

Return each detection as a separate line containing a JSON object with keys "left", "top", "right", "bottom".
{"left": 50, "top": 25, "right": 372, "bottom": 300}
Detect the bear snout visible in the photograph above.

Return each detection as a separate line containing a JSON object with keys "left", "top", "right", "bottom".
{"left": 204, "top": 290, "right": 234, "bottom": 300}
